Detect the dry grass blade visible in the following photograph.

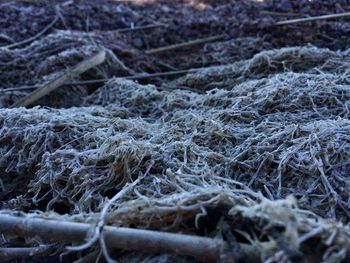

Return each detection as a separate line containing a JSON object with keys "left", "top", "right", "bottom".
{"left": 10, "top": 50, "right": 106, "bottom": 108}
{"left": 259, "top": 11, "right": 304, "bottom": 17}
{"left": 145, "top": 34, "right": 225, "bottom": 55}
{"left": 72, "top": 68, "right": 201, "bottom": 84}
{"left": 275, "top": 11, "right": 350, "bottom": 26}
{"left": 3, "top": 68, "right": 202, "bottom": 92}
{"left": 115, "top": 23, "right": 166, "bottom": 33}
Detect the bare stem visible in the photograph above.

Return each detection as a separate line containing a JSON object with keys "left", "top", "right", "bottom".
{"left": 145, "top": 34, "right": 225, "bottom": 55}
{"left": 115, "top": 23, "right": 166, "bottom": 33}
{"left": 0, "top": 214, "right": 236, "bottom": 262}
{"left": 274, "top": 12, "right": 350, "bottom": 26}
{"left": 3, "top": 68, "right": 202, "bottom": 92}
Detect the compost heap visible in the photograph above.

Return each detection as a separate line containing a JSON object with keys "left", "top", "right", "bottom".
{"left": 1, "top": 1, "right": 350, "bottom": 263}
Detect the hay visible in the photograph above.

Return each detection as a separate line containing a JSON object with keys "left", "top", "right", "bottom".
{"left": 2, "top": 45, "right": 350, "bottom": 262}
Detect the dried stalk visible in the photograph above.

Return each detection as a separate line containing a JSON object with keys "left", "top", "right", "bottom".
{"left": 10, "top": 50, "right": 106, "bottom": 108}
{"left": 115, "top": 23, "right": 166, "bottom": 33}
{"left": 3, "top": 68, "right": 202, "bottom": 92}
{"left": 260, "top": 11, "right": 303, "bottom": 17}
{"left": 2, "top": 86, "right": 35, "bottom": 92}
{"left": 0, "top": 214, "right": 238, "bottom": 262}
{"left": 275, "top": 11, "right": 350, "bottom": 26}
{"left": 72, "top": 68, "right": 200, "bottom": 83}
{"left": 142, "top": 12, "right": 350, "bottom": 57}
{"left": 145, "top": 34, "right": 225, "bottom": 55}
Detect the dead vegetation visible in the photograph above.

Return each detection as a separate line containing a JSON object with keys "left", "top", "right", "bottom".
{"left": 1, "top": 1, "right": 350, "bottom": 263}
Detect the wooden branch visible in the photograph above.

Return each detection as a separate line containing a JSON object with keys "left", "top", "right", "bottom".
{"left": 0, "top": 214, "right": 237, "bottom": 262}
{"left": 145, "top": 34, "right": 225, "bottom": 55}
{"left": 10, "top": 50, "right": 106, "bottom": 108}
{"left": 275, "top": 12, "right": 350, "bottom": 26}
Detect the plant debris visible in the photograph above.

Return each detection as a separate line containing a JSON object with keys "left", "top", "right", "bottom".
{"left": 1, "top": 1, "right": 350, "bottom": 263}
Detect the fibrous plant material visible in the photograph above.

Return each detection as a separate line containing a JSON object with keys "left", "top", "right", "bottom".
{"left": 1, "top": 45, "right": 350, "bottom": 262}
{"left": 2, "top": 1, "right": 350, "bottom": 262}
{"left": 166, "top": 45, "right": 350, "bottom": 92}
{"left": 3, "top": 0, "right": 350, "bottom": 73}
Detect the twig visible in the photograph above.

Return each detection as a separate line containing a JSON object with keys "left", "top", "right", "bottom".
{"left": 2, "top": 86, "right": 37, "bottom": 92}
{"left": 66, "top": 69, "right": 199, "bottom": 84}
{"left": 68, "top": 68, "right": 200, "bottom": 84}
{"left": 10, "top": 50, "right": 106, "bottom": 108}
{"left": 69, "top": 69, "right": 206, "bottom": 93}
{"left": 3, "top": 68, "right": 201, "bottom": 92}
{"left": 274, "top": 12, "right": 350, "bottom": 26}
{"left": 145, "top": 34, "right": 225, "bottom": 55}
{"left": 0, "top": 245, "right": 53, "bottom": 259}
{"left": 115, "top": 23, "right": 166, "bottom": 33}
{"left": 126, "top": 69, "right": 200, "bottom": 80}
{"left": 0, "top": 213, "right": 237, "bottom": 263}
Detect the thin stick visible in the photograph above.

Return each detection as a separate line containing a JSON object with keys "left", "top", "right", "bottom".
{"left": 127, "top": 69, "right": 201, "bottom": 80}
{"left": 3, "top": 68, "right": 201, "bottom": 93}
{"left": 0, "top": 214, "right": 236, "bottom": 263}
{"left": 69, "top": 68, "right": 199, "bottom": 84}
{"left": 69, "top": 69, "right": 206, "bottom": 93}
{"left": 274, "top": 12, "right": 350, "bottom": 26}
{"left": 115, "top": 23, "right": 166, "bottom": 33}
{"left": 10, "top": 50, "right": 106, "bottom": 108}
{"left": 145, "top": 34, "right": 225, "bottom": 55}
{"left": 2, "top": 86, "right": 36, "bottom": 92}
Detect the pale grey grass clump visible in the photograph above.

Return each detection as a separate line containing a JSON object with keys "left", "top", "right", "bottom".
{"left": 2, "top": 43, "right": 350, "bottom": 262}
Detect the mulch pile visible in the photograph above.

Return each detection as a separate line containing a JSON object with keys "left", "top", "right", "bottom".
{"left": 1, "top": 1, "right": 350, "bottom": 263}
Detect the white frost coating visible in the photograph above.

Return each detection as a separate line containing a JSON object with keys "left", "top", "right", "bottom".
{"left": 1, "top": 45, "right": 350, "bottom": 262}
